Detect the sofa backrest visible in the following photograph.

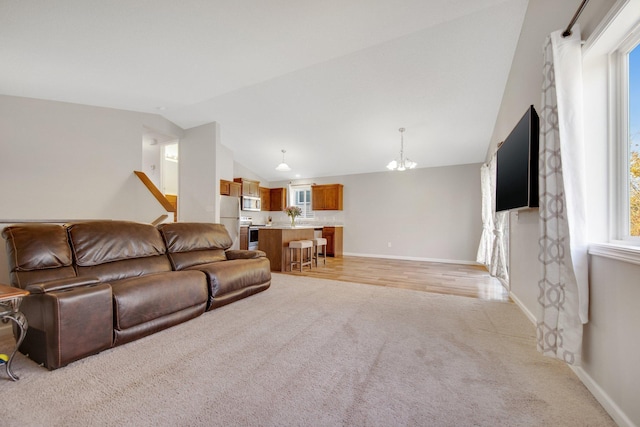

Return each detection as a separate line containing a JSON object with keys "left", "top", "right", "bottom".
{"left": 2, "top": 224, "right": 77, "bottom": 289}
{"left": 67, "top": 220, "right": 171, "bottom": 282}
{"left": 157, "top": 222, "right": 231, "bottom": 270}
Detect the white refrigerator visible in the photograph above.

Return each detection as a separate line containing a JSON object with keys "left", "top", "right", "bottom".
{"left": 219, "top": 195, "right": 240, "bottom": 250}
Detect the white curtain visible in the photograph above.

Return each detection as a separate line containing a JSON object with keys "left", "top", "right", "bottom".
{"left": 490, "top": 210, "right": 509, "bottom": 283}
{"left": 477, "top": 155, "right": 509, "bottom": 284}
{"left": 537, "top": 26, "right": 589, "bottom": 365}
{"left": 476, "top": 162, "right": 495, "bottom": 265}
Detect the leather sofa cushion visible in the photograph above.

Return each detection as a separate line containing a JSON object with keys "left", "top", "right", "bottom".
{"left": 187, "top": 258, "right": 271, "bottom": 304}
{"left": 75, "top": 255, "right": 172, "bottom": 283}
{"left": 3, "top": 224, "right": 73, "bottom": 271}
{"left": 158, "top": 222, "right": 232, "bottom": 269}
{"left": 168, "top": 249, "right": 227, "bottom": 271}
{"left": 111, "top": 270, "right": 207, "bottom": 331}
{"left": 67, "top": 221, "right": 167, "bottom": 266}
{"left": 2, "top": 224, "right": 77, "bottom": 289}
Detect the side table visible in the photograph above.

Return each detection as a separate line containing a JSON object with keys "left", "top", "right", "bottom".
{"left": 0, "top": 284, "right": 29, "bottom": 381}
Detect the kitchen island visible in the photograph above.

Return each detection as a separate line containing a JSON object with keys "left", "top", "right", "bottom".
{"left": 258, "top": 226, "right": 315, "bottom": 272}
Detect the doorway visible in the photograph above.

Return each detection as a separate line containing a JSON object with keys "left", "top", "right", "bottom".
{"left": 142, "top": 129, "right": 179, "bottom": 219}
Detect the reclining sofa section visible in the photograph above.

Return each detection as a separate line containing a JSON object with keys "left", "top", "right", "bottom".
{"left": 2, "top": 220, "right": 271, "bottom": 370}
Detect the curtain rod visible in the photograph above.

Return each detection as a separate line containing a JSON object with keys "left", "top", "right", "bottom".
{"left": 562, "top": 0, "right": 589, "bottom": 37}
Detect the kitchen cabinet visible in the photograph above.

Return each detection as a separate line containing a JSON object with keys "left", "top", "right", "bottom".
{"left": 240, "top": 226, "right": 249, "bottom": 250}
{"left": 234, "top": 178, "right": 260, "bottom": 197}
{"left": 322, "top": 226, "right": 343, "bottom": 257}
{"left": 258, "top": 227, "right": 315, "bottom": 271}
{"left": 260, "top": 187, "right": 271, "bottom": 211}
{"left": 312, "top": 184, "right": 343, "bottom": 211}
{"left": 220, "top": 180, "right": 241, "bottom": 197}
{"left": 269, "top": 188, "right": 287, "bottom": 211}
{"left": 258, "top": 187, "right": 287, "bottom": 211}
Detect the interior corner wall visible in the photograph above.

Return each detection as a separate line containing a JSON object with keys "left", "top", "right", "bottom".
{"left": 179, "top": 122, "right": 218, "bottom": 222}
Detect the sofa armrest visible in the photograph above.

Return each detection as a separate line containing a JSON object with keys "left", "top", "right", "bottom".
{"left": 25, "top": 277, "right": 102, "bottom": 294}
{"left": 225, "top": 249, "right": 266, "bottom": 260}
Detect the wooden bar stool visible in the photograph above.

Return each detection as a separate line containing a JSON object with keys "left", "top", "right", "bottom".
{"left": 313, "top": 237, "right": 327, "bottom": 267}
{"left": 289, "top": 240, "right": 313, "bottom": 272}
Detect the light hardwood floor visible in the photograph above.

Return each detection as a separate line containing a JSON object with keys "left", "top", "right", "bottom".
{"left": 283, "top": 255, "right": 510, "bottom": 302}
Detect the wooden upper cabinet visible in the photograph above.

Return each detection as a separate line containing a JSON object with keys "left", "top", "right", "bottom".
{"left": 270, "top": 187, "right": 287, "bottom": 212}
{"left": 220, "top": 179, "right": 231, "bottom": 195}
{"left": 260, "top": 187, "right": 271, "bottom": 211}
{"left": 220, "top": 179, "right": 241, "bottom": 197}
{"left": 234, "top": 178, "right": 260, "bottom": 197}
{"left": 257, "top": 187, "right": 287, "bottom": 211}
{"left": 312, "top": 184, "right": 343, "bottom": 211}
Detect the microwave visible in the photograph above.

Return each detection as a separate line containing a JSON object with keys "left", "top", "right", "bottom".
{"left": 241, "top": 196, "right": 261, "bottom": 211}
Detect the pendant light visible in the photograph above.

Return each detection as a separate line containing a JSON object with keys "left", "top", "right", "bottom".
{"left": 275, "top": 149, "right": 291, "bottom": 171}
{"left": 386, "top": 127, "right": 417, "bottom": 171}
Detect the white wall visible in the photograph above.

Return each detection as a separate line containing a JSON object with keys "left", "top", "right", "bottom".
{"left": 179, "top": 122, "right": 218, "bottom": 222}
{"left": 234, "top": 161, "right": 268, "bottom": 184}
{"left": 0, "top": 94, "right": 182, "bottom": 222}
{"left": 343, "top": 164, "right": 482, "bottom": 262}
{"left": 269, "top": 163, "right": 482, "bottom": 263}
{"left": 141, "top": 135, "right": 162, "bottom": 189}
{"left": 490, "top": 1, "right": 639, "bottom": 425}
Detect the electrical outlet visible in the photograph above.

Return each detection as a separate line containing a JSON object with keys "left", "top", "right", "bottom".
{"left": 387, "top": 242, "right": 392, "bottom": 248}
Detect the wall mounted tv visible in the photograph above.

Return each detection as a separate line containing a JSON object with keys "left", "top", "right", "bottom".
{"left": 495, "top": 105, "right": 539, "bottom": 212}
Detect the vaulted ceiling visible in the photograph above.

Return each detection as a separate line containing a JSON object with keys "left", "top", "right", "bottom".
{"left": 1, "top": 0, "right": 528, "bottom": 182}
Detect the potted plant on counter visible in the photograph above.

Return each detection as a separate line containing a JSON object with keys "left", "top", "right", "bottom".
{"left": 284, "top": 206, "right": 302, "bottom": 228}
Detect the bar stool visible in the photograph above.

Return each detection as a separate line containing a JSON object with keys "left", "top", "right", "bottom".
{"left": 289, "top": 240, "right": 313, "bottom": 272}
{"left": 313, "top": 237, "right": 327, "bottom": 267}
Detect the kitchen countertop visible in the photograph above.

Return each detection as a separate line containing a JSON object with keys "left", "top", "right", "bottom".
{"left": 255, "top": 224, "right": 343, "bottom": 229}
{"left": 259, "top": 225, "right": 317, "bottom": 230}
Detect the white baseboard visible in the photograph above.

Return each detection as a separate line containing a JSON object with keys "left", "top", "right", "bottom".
{"left": 508, "top": 293, "right": 636, "bottom": 427}
{"left": 570, "top": 365, "right": 637, "bottom": 427}
{"left": 342, "top": 252, "right": 480, "bottom": 265}
{"left": 509, "top": 291, "right": 537, "bottom": 325}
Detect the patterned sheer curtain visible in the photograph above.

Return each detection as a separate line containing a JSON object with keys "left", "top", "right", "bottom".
{"left": 537, "top": 26, "right": 589, "bottom": 366}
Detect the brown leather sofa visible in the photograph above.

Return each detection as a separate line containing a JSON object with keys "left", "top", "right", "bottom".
{"left": 157, "top": 222, "right": 271, "bottom": 310}
{"left": 2, "top": 220, "right": 271, "bottom": 370}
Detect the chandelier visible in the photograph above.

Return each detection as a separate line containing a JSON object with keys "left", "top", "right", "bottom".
{"left": 275, "top": 149, "right": 291, "bottom": 171}
{"left": 386, "top": 128, "right": 417, "bottom": 171}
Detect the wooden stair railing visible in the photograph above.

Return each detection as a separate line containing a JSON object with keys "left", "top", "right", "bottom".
{"left": 151, "top": 214, "right": 170, "bottom": 226}
{"left": 134, "top": 171, "right": 177, "bottom": 222}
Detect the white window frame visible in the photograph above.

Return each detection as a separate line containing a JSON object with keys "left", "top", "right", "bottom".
{"left": 288, "top": 184, "right": 314, "bottom": 219}
{"left": 611, "top": 29, "right": 640, "bottom": 244}
{"left": 584, "top": 0, "right": 640, "bottom": 263}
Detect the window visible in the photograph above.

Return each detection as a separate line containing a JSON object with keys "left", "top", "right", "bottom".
{"left": 615, "top": 33, "right": 640, "bottom": 242}
{"left": 629, "top": 43, "right": 640, "bottom": 236}
{"left": 289, "top": 184, "right": 313, "bottom": 219}
{"left": 583, "top": 0, "right": 640, "bottom": 260}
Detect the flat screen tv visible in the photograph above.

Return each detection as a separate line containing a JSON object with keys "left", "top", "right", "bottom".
{"left": 495, "top": 105, "right": 539, "bottom": 212}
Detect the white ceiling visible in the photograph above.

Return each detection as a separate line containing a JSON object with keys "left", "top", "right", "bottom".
{"left": 0, "top": 0, "right": 528, "bottom": 182}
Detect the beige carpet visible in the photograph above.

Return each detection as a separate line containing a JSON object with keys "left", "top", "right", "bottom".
{"left": 0, "top": 274, "right": 613, "bottom": 426}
